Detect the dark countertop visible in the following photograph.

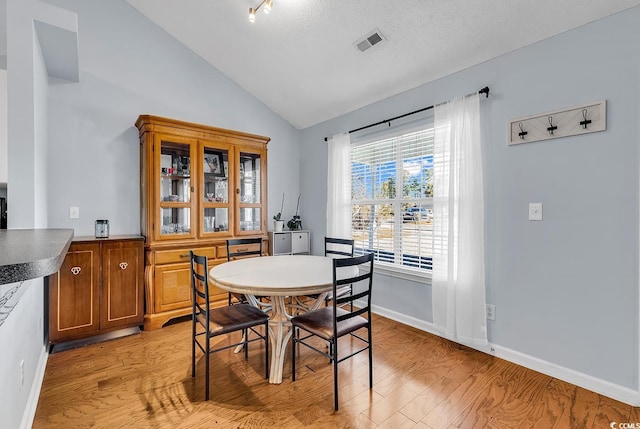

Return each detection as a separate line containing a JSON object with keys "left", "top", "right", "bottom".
{"left": 0, "top": 229, "right": 74, "bottom": 285}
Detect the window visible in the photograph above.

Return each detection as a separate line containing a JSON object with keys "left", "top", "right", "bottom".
{"left": 351, "top": 128, "right": 433, "bottom": 277}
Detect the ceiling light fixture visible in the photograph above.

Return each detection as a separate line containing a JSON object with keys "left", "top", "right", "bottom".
{"left": 249, "top": 0, "right": 273, "bottom": 22}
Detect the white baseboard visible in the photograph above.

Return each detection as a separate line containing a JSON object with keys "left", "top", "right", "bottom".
{"left": 366, "top": 301, "right": 640, "bottom": 406}
{"left": 20, "top": 345, "right": 49, "bottom": 429}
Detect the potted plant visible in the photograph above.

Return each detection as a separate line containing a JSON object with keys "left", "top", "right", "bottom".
{"left": 287, "top": 194, "right": 302, "bottom": 230}
{"left": 273, "top": 193, "right": 285, "bottom": 232}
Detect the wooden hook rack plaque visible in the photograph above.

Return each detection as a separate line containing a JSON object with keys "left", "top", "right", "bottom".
{"left": 508, "top": 100, "right": 606, "bottom": 145}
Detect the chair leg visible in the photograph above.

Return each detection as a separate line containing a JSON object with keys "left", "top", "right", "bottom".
{"left": 191, "top": 316, "right": 196, "bottom": 378}
{"left": 264, "top": 321, "right": 269, "bottom": 379}
{"left": 291, "top": 327, "right": 297, "bottom": 381}
{"left": 205, "top": 332, "right": 210, "bottom": 401}
{"left": 368, "top": 327, "right": 373, "bottom": 389}
{"left": 332, "top": 337, "right": 339, "bottom": 410}
{"left": 244, "top": 329, "right": 249, "bottom": 359}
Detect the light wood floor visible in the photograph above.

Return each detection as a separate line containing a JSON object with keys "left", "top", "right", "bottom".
{"left": 34, "top": 314, "right": 637, "bottom": 428}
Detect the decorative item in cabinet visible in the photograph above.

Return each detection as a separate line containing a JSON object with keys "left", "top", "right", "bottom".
{"left": 48, "top": 236, "right": 144, "bottom": 347}
{"left": 136, "top": 115, "right": 269, "bottom": 329}
{"left": 269, "top": 230, "right": 310, "bottom": 255}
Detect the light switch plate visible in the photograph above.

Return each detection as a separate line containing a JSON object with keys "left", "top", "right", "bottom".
{"left": 69, "top": 206, "right": 79, "bottom": 219}
{"left": 528, "top": 203, "right": 543, "bottom": 221}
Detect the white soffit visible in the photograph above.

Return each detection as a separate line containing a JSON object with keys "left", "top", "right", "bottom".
{"left": 125, "top": 0, "right": 640, "bottom": 130}
{"left": 34, "top": 1, "right": 79, "bottom": 82}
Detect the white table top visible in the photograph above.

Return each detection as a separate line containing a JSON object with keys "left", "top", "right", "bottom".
{"left": 209, "top": 255, "right": 346, "bottom": 296}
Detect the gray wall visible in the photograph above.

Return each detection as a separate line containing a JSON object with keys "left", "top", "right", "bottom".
{"left": 46, "top": 0, "right": 302, "bottom": 236}
{"left": 301, "top": 7, "right": 640, "bottom": 392}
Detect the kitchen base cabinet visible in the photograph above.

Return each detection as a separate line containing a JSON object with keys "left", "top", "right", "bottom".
{"left": 48, "top": 236, "right": 144, "bottom": 344}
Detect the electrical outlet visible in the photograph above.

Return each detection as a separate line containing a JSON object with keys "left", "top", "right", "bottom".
{"left": 69, "top": 206, "right": 80, "bottom": 219}
{"left": 528, "top": 203, "right": 543, "bottom": 221}
{"left": 486, "top": 304, "right": 496, "bottom": 320}
{"left": 20, "top": 359, "right": 24, "bottom": 390}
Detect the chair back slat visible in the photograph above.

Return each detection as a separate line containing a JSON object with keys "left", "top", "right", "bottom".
{"left": 336, "top": 306, "right": 368, "bottom": 322}
{"left": 336, "top": 272, "right": 370, "bottom": 287}
{"left": 335, "top": 289, "right": 369, "bottom": 306}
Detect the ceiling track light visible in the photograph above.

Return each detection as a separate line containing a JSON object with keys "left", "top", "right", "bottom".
{"left": 249, "top": 0, "right": 273, "bottom": 22}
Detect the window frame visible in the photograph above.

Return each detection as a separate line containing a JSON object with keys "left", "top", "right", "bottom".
{"left": 349, "top": 115, "right": 434, "bottom": 283}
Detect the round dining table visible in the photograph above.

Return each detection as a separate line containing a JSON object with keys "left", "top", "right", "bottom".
{"left": 209, "top": 254, "right": 348, "bottom": 384}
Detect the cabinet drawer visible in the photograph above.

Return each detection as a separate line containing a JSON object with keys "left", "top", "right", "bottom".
{"left": 155, "top": 247, "right": 216, "bottom": 265}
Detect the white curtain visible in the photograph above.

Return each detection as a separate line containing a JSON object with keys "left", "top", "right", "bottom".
{"left": 326, "top": 132, "right": 352, "bottom": 239}
{"left": 432, "top": 93, "right": 487, "bottom": 346}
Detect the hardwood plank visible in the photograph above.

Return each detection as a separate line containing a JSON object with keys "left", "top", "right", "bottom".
{"left": 629, "top": 405, "right": 640, "bottom": 423}
{"left": 32, "top": 313, "right": 638, "bottom": 428}
{"left": 527, "top": 377, "right": 574, "bottom": 428}
{"left": 378, "top": 411, "right": 420, "bottom": 428}
{"left": 593, "top": 395, "right": 631, "bottom": 429}
{"left": 552, "top": 384, "right": 599, "bottom": 429}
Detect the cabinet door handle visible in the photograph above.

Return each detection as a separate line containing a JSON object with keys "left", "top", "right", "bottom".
{"left": 119, "top": 262, "right": 128, "bottom": 270}
{"left": 179, "top": 253, "right": 190, "bottom": 259}
{"left": 237, "top": 248, "right": 248, "bottom": 252}
{"left": 70, "top": 266, "right": 81, "bottom": 275}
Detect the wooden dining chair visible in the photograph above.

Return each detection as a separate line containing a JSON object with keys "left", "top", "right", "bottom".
{"left": 226, "top": 238, "right": 263, "bottom": 305}
{"left": 291, "top": 252, "right": 374, "bottom": 410}
{"left": 190, "top": 251, "right": 269, "bottom": 400}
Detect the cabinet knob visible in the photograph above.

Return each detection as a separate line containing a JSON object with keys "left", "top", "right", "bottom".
{"left": 119, "top": 262, "right": 129, "bottom": 270}
{"left": 70, "top": 266, "right": 81, "bottom": 275}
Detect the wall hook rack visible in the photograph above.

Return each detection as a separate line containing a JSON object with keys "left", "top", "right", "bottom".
{"left": 508, "top": 100, "right": 606, "bottom": 145}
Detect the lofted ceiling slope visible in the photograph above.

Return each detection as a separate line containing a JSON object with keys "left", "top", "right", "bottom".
{"left": 16, "top": 1, "right": 640, "bottom": 129}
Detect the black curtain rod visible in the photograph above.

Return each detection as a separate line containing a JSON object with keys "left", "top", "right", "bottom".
{"left": 323, "top": 86, "right": 489, "bottom": 141}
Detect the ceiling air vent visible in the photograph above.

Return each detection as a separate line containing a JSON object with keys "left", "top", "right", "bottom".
{"left": 354, "top": 28, "right": 385, "bottom": 52}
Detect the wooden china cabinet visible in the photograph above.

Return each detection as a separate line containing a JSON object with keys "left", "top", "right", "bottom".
{"left": 135, "top": 115, "right": 269, "bottom": 330}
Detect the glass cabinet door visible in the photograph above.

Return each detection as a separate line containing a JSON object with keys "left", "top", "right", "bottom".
{"left": 236, "top": 149, "right": 265, "bottom": 234}
{"left": 200, "top": 144, "right": 232, "bottom": 236}
{"left": 156, "top": 137, "right": 196, "bottom": 240}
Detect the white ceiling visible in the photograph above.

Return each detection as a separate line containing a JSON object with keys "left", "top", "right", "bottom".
{"left": 125, "top": 0, "right": 640, "bottom": 130}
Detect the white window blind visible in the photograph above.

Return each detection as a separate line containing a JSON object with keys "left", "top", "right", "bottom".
{"left": 351, "top": 128, "right": 434, "bottom": 274}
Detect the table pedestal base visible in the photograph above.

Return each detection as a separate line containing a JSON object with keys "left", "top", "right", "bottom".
{"left": 245, "top": 293, "right": 326, "bottom": 384}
